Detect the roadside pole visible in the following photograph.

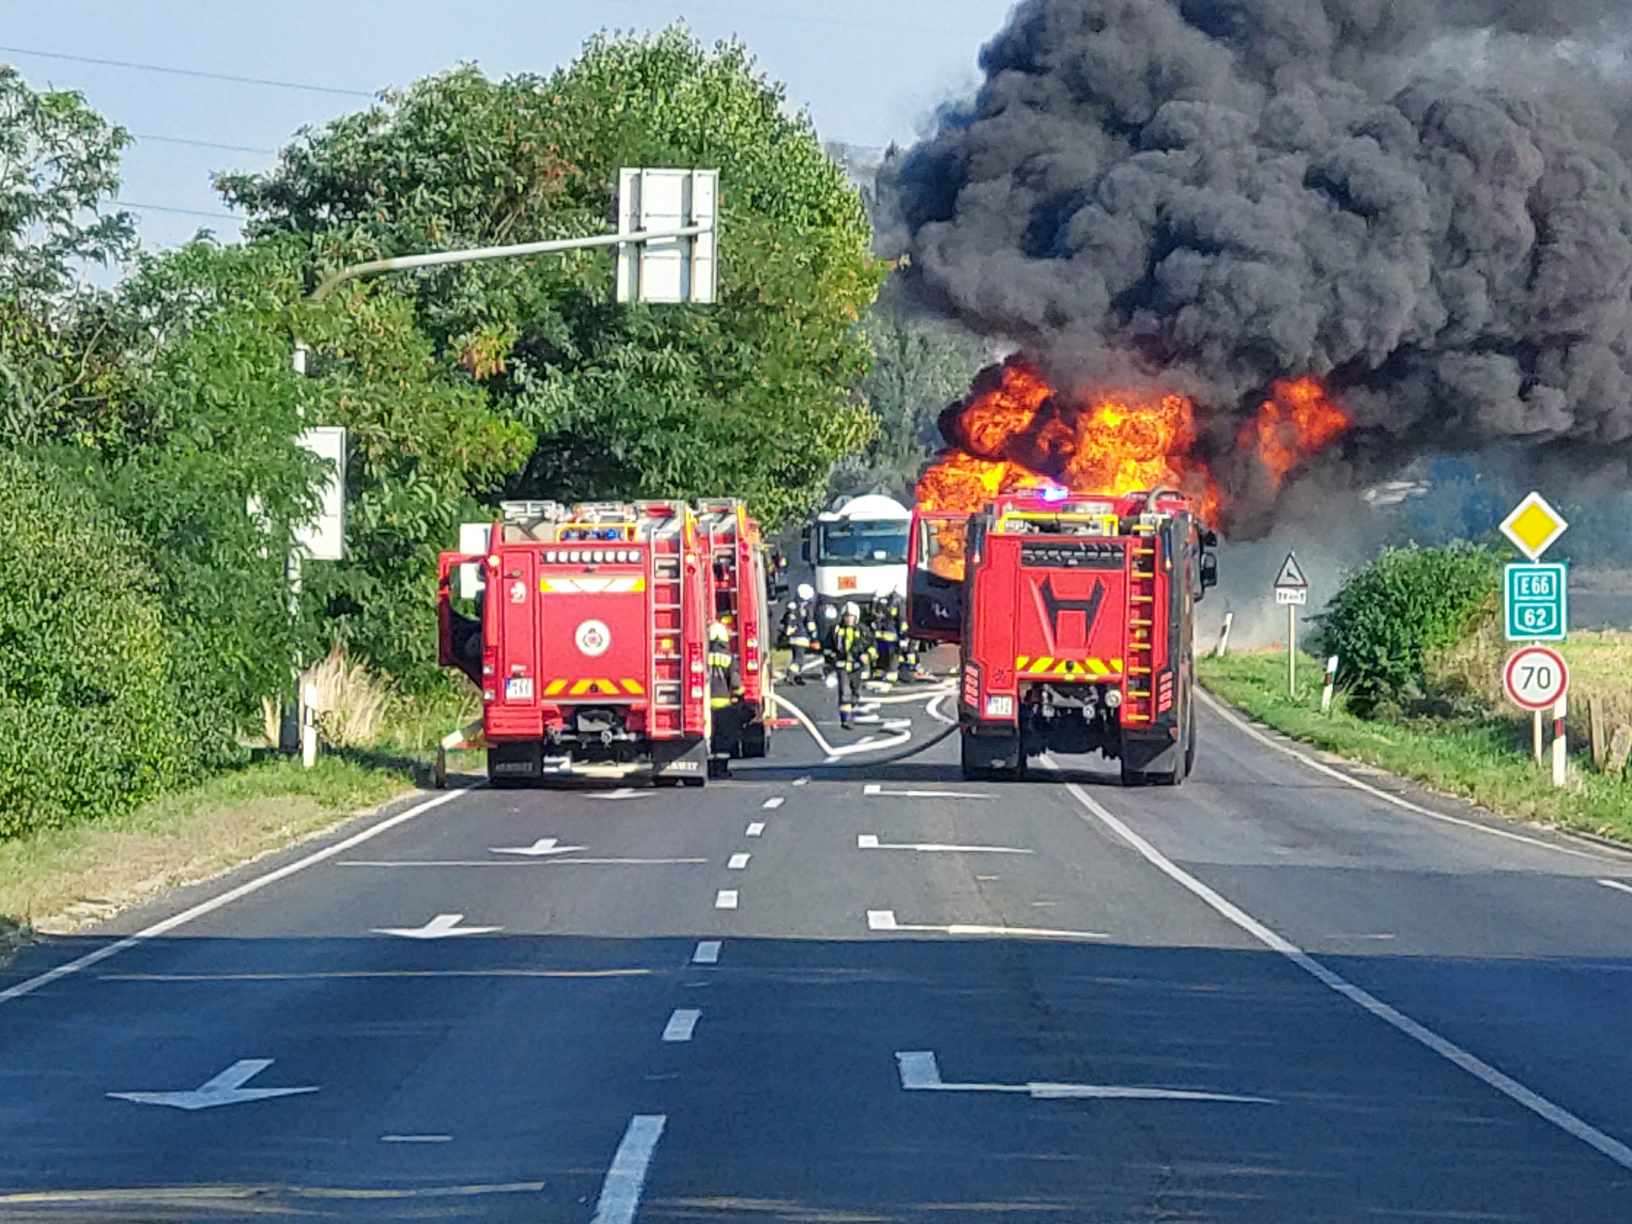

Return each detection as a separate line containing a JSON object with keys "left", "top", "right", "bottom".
{"left": 278, "top": 342, "right": 311, "bottom": 755}
{"left": 1320, "top": 655, "right": 1338, "bottom": 714}
{"left": 1552, "top": 695, "right": 1567, "bottom": 788}
{"left": 1213, "top": 610, "right": 1233, "bottom": 659}
{"left": 1287, "top": 604, "right": 1296, "bottom": 696}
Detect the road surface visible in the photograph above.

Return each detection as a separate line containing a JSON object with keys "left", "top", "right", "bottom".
{"left": 3, "top": 682, "right": 1632, "bottom": 1220}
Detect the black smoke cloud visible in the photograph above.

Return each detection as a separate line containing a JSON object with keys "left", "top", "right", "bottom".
{"left": 880, "top": 0, "right": 1632, "bottom": 530}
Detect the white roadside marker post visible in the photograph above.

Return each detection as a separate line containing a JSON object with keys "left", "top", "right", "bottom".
{"left": 1214, "top": 611, "right": 1233, "bottom": 659}
{"left": 1320, "top": 656, "right": 1338, "bottom": 715}
{"left": 1552, "top": 694, "right": 1567, "bottom": 788}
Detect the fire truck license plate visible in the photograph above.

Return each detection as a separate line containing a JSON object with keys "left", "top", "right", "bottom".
{"left": 504, "top": 677, "right": 534, "bottom": 701}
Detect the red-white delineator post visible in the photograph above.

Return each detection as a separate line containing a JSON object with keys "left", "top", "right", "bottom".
{"left": 1552, "top": 694, "right": 1567, "bottom": 788}
{"left": 1214, "top": 611, "right": 1234, "bottom": 659}
{"left": 1320, "top": 656, "right": 1339, "bottom": 714}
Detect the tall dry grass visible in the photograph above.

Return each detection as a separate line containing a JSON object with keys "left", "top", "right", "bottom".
{"left": 258, "top": 648, "right": 392, "bottom": 750}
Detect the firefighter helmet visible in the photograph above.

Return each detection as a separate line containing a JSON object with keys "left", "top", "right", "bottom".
{"left": 796, "top": 582, "right": 814, "bottom": 602}
{"left": 708, "top": 621, "right": 730, "bottom": 643}
{"left": 842, "top": 601, "right": 861, "bottom": 620}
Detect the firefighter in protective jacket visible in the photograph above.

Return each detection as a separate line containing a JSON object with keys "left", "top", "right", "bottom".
{"left": 778, "top": 583, "right": 819, "bottom": 684}
{"left": 823, "top": 601, "right": 875, "bottom": 730}
{"left": 707, "top": 621, "right": 744, "bottom": 776}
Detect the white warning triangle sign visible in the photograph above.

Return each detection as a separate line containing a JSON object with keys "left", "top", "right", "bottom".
{"left": 1273, "top": 551, "right": 1309, "bottom": 589}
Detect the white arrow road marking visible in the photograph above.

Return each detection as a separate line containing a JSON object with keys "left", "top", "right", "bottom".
{"left": 587, "top": 788, "right": 652, "bottom": 801}
{"left": 489, "top": 838, "right": 586, "bottom": 857}
{"left": 745, "top": 822, "right": 765, "bottom": 838}
{"left": 381, "top": 1134, "right": 452, "bottom": 1143}
{"left": 895, "top": 1052, "right": 1274, "bottom": 1105}
{"left": 858, "top": 834, "right": 1032, "bottom": 854}
{"left": 715, "top": 890, "right": 739, "bottom": 910}
{"left": 662, "top": 1009, "right": 701, "bottom": 1042}
{"left": 867, "top": 909, "right": 1107, "bottom": 941}
{"left": 691, "top": 940, "right": 721, "bottom": 965}
{"left": 108, "top": 1059, "right": 319, "bottom": 1111}
{"left": 727, "top": 853, "right": 751, "bottom": 870}
{"left": 863, "top": 784, "right": 991, "bottom": 800}
{"left": 373, "top": 914, "right": 502, "bottom": 940}
{"left": 591, "top": 1114, "right": 666, "bottom": 1224}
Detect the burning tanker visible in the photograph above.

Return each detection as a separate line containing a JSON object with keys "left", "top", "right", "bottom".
{"left": 915, "top": 355, "right": 1351, "bottom": 558}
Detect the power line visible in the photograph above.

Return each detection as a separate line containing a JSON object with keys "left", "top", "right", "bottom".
{"left": 0, "top": 45, "right": 374, "bottom": 98}
{"left": 131, "top": 132, "right": 279, "bottom": 156}
{"left": 115, "top": 200, "right": 244, "bottom": 223}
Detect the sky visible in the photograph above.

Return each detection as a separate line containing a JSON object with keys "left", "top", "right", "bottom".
{"left": 1, "top": 0, "right": 1015, "bottom": 252}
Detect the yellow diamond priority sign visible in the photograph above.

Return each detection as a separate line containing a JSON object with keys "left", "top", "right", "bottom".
{"left": 1499, "top": 492, "right": 1568, "bottom": 562}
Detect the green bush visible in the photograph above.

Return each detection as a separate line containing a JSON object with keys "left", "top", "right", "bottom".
{"left": 1320, "top": 543, "right": 1502, "bottom": 714}
{"left": 0, "top": 452, "right": 190, "bottom": 837}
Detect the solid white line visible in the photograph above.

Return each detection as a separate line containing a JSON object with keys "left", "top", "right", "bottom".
{"left": 662, "top": 1008, "right": 700, "bottom": 1042}
{"left": 1598, "top": 879, "right": 1632, "bottom": 898}
{"left": 0, "top": 785, "right": 480, "bottom": 1007}
{"left": 691, "top": 940, "right": 721, "bottom": 964}
{"left": 762, "top": 796, "right": 785, "bottom": 810}
{"left": 745, "top": 821, "right": 765, "bottom": 838}
{"left": 1061, "top": 778, "right": 1632, "bottom": 1173}
{"left": 715, "top": 890, "right": 739, "bottom": 910}
{"left": 727, "top": 853, "right": 751, "bottom": 870}
{"left": 866, "top": 908, "right": 1107, "bottom": 941}
{"left": 1198, "top": 688, "right": 1621, "bottom": 863}
{"left": 590, "top": 1114, "right": 666, "bottom": 1224}
{"left": 857, "top": 834, "right": 1032, "bottom": 855}
{"left": 381, "top": 1134, "right": 452, "bottom": 1143}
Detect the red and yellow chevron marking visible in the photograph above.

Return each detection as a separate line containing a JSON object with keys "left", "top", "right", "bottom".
{"left": 539, "top": 576, "right": 646, "bottom": 594}
{"left": 541, "top": 678, "right": 646, "bottom": 698}
{"left": 1013, "top": 656, "right": 1124, "bottom": 679}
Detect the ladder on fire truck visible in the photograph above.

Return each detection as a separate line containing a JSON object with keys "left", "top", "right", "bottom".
{"left": 640, "top": 502, "right": 689, "bottom": 731}
{"left": 697, "top": 498, "right": 742, "bottom": 627}
{"left": 1123, "top": 516, "right": 1159, "bottom": 727}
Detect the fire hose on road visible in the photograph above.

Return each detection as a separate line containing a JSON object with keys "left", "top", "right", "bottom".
{"left": 767, "top": 687, "right": 961, "bottom": 768}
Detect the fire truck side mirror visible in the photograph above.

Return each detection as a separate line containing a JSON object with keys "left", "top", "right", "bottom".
{"left": 1199, "top": 551, "right": 1219, "bottom": 593}
{"left": 800, "top": 527, "right": 812, "bottom": 563}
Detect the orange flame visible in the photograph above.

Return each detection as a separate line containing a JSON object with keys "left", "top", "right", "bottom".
{"left": 914, "top": 357, "right": 1352, "bottom": 561}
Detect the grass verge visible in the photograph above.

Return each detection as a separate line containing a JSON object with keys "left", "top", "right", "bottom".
{"left": 0, "top": 754, "right": 419, "bottom": 940}
{"left": 1199, "top": 649, "right": 1632, "bottom": 845}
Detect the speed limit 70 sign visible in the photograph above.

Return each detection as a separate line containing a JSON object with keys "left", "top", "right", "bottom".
{"left": 1503, "top": 645, "right": 1569, "bottom": 711}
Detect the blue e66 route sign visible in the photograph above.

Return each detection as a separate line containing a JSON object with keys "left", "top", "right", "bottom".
{"left": 1504, "top": 562, "right": 1567, "bottom": 642}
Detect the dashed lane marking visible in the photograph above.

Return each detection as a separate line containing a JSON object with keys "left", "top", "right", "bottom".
{"left": 727, "top": 853, "right": 751, "bottom": 870}
{"left": 662, "top": 1009, "right": 701, "bottom": 1042}
{"left": 762, "top": 796, "right": 785, "bottom": 810}
{"left": 590, "top": 1114, "right": 666, "bottom": 1224}
{"left": 715, "top": 890, "right": 739, "bottom": 910}
{"left": 745, "top": 821, "right": 765, "bottom": 837}
{"left": 691, "top": 941, "right": 721, "bottom": 964}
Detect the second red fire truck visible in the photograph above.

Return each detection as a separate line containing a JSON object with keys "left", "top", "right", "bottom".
{"left": 909, "top": 488, "right": 1217, "bottom": 785}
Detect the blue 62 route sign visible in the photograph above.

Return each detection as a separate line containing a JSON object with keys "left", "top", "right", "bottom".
{"left": 1504, "top": 562, "right": 1567, "bottom": 643}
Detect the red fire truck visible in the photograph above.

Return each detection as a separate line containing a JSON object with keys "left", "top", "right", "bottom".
{"left": 439, "top": 499, "right": 716, "bottom": 786}
{"left": 696, "top": 498, "right": 776, "bottom": 759}
{"left": 908, "top": 489, "right": 1218, "bottom": 785}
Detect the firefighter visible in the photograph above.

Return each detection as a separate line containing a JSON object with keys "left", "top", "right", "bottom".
{"left": 778, "top": 583, "right": 818, "bottom": 685}
{"left": 706, "top": 621, "right": 744, "bottom": 778}
{"left": 823, "top": 601, "right": 875, "bottom": 730}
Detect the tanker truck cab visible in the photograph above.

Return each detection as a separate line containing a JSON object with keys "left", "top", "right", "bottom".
{"left": 804, "top": 493, "right": 912, "bottom": 617}
{"left": 950, "top": 489, "right": 1217, "bottom": 786}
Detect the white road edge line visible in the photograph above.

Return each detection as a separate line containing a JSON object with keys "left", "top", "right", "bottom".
{"left": 662, "top": 1008, "right": 701, "bottom": 1042}
{"left": 0, "top": 785, "right": 481, "bottom": 1007}
{"left": 762, "top": 796, "right": 785, "bottom": 810}
{"left": 1197, "top": 688, "right": 1623, "bottom": 864}
{"left": 727, "top": 853, "right": 751, "bottom": 870}
{"left": 866, "top": 908, "right": 1107, "bottom": 941}
{"left": 745, "top": 821, "right": 765, "bottom": 838}
{"left": 1061, "top": 777, "right": 1632, "bottom": 1174}
{"left": 691, "top": 940, "right": 721, "bottom": 965}
{"left": 381, "top": 1134, "right": 452, "bottom": 1143}
{"left": 1598, "top": 879, "right": 1632, "bottom": 898}
{"left": 590, "top": 1114, "right": 666, "bottom": 1224}
{"left": 715, "top": 890, "right": 739, "bottom": 910}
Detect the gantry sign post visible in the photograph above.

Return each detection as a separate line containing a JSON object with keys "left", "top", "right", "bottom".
{"left": 279, "top": 169, "right": 720, "bottom": 758}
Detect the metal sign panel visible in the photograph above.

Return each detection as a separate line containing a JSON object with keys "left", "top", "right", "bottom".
{"left": 458, "top": 521, "right": 491, "bottom": 599}
{"left": 1499, "top": 491, "right": 1568, "bottom": 561}
{"left": 294, "top": 426, "right": 347, "bottom": 561}
{"left": 616, "top": 168, "right": 718, "bottom": 305}
{"left": 1275, "top": 586, "right": 1308, "bottom": 606}
{"left": 1273, "top": 551, "right": 1308, "bottom": 589}
{"left": 1503, "top": 645, "right": 1568, "bottom": 711}
{"left": 1504, "top": 562, "right": 1567, "bottom": 642}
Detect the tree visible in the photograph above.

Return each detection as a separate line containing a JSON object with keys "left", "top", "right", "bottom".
{"left": 217, "top": 29, "right": 883, "bottom": 526}
{"left": 829, "top": 296, "right": 989, "bottom": 502}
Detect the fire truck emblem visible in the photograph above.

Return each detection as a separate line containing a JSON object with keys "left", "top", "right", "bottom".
{"left": 509, "top": 580, "right": 526, "bottom": 604}
{"left": 575, "top": 619, "right": 611, "bottom": 658}
{"left": 1039, "top": 576, "right": 1105, "bottom": 649}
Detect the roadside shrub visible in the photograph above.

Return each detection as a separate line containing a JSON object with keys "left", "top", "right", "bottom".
{"left": 0, "top": 451, "right": 189, "bottom": 837}
{"left": 1320, "top": 543, "right": 1502, "bottom": 714}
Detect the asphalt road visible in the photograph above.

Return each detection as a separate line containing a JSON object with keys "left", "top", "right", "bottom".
{"left": 4, "top": 679, "right": 1632, "bottom": 1221}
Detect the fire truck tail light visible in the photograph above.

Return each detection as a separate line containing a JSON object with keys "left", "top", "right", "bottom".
{"left": 984, "top": 695, "right": 1014, "bottom": 718}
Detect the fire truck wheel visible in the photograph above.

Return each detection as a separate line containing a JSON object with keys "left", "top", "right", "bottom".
{"left": 682, "top": 776, "right": 706, "bottom": 788}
